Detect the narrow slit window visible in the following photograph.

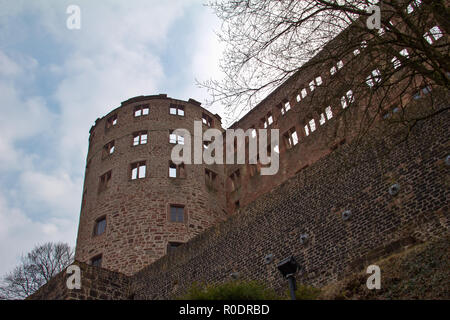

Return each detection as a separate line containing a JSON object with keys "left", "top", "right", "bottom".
{"left": 229, "top": 170, "right": 241, "bottom": 191}
{"left": 91, "top": 255, "right": 102, "bottom": 267}
{"left": 325, "top": 106, "right": 333, "bottom": 120}
{"left": 93, "top": 217, "right": 106, "bottom": 236}
{"left": 98, "top": 170, "right": 112, "bottom": 192}
{"left": 319, "top": 113, "right": 326, "bottom": 125}
{"left": 205, "top": 169, "right": 217, "bottom": 190}
{"left": 309, "top": 119, "right": 316, "bottom": 132}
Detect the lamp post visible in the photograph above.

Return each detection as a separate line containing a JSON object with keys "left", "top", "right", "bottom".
{"left": 277, "top": 256, "right": 300, "bottom": 300}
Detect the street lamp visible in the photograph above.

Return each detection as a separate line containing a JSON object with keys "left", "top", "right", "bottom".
{"left": 277, "top": 256, "right": 300, "bottom": 300}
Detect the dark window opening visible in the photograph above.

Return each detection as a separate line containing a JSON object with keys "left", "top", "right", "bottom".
{"left": 229, "top": 169, "right": 241, "bottom": 191}
{"left": 98, "top": 170, "right": 112, "bottom": 193}
{"left": 91, "top": 254, "right": 102, "bottom": 267}
{"left": 205, "top": 169, "right": 217, "bottom": 190}
{"left": 167, "top": 242, "right": 183, "bottom": 254}
{"left": 169, "top": 205, "right": 185, "bottom": 223}
{"left": 106, "top": 114, "right": 117, "bottom": 129}
{"left": 93, "top": 216, "right": 106, "bottom": 236}
{"left": 202, "top": 113, "right": 213, "bottom": 127}
{"left": 103, "top": 140, "right": 115, "bottom": 157}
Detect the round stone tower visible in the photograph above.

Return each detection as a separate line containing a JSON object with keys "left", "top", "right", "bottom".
{"left": 74, "top": 94, "right": 227, "bottom": 275}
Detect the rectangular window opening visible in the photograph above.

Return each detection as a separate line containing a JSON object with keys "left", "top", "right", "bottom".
{"left": 93, "top": 216, "right": 106, "bottom": 236}
{"left": 131, "top": 162, "right": 146, "bottom": 180}
{"left": 169, "top": 205, "right": 185, "bottom": 223}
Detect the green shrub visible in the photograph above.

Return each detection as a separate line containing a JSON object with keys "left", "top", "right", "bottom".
{"left": 178, "top": 281, "right": 281, "bottom": 300}
{"left": 291, "top": 284, "right": 321, "bottom": 300}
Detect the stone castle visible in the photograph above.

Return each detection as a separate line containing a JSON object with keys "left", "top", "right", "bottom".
{"left": 29, "top": 3, "right": 449, "bottom": 299}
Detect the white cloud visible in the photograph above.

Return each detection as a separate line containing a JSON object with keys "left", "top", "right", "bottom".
{"left": 0, "top": 0, "right": 226, "bottom": 278}
{"left": 18, "top": 171, "right": 82, "bottom": 218}
{"left": 0, "top": 194, "right": 77, "bottom": 275}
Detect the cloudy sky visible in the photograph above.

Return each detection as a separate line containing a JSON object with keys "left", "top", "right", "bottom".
{"left": 0, "top": 0, "right": 225, "bottom": 275}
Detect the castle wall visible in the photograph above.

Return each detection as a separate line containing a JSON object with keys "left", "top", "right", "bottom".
{"left": 27, "top": 261, "right": 130, "bottom": 300}
{"left": 29, "top": 109, "right": 449, "bottom": 300}
{"left": 130, "top": 110, "right": 449, "bottom": 299}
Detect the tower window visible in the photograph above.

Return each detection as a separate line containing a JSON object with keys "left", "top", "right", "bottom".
{"left": 261, "top": 112, "right": 273, "bottom": 128}
{"left": 91, "top": 254, "right": 102, "bottom": 267}
{"left": 169, "top": 161, "right": 185, "bottom": 178}
{"left": 93, "top": 216, "right": 106, "bottom": 236}
{"left": 319, "top": 113, "right": 326, "bottom": 125}
{"left": 309, "top": 119, "right": 316, "bottom": 132}
{"left": 279, "top": 101, "right": 291, "bottom": 115}
{"left": 205, "top": 169, "right": 217, "bottom": 190}
{"left": 424, "top": 25, "right": 443, "bottom": 44}
{"left": 133, "top": 131, "right": 148, "bottom": 146}
{"left": 341, "top": 90, "right": 355, "bottom": 109}
{"left": 202, "top": 113, "right": 213, "bottom": 127}
{"left": 169, "top": 205, "right": 185, "bottom": 223}
{"left": 169, "top": 130, "right": 185, "bottom": 145}
{"left": 106, "top": 114, "right": 117, "bottom": 129}
{"left": 103, "top": 140, "right": 115, "bottom": 157}
{"left": 284, "top": 127, "right": 299, "bottom": 148}
{"left": 98, "top": 170, "right": 112, "bottom": 192}
{"left": 330, "top": 66, "right": 337, "bottom": 75}
{"left": 134, "top": 105, "right": 149, "bottom": 117}
{"left": 131, "top": 162, "right": 146, "bottom": 180}
{"left": 229, "top": 169, "right": 241, "bottom": 191}
{"left": 325, "top": 106, "right": 333, "bottom": 120}
{"left": 366, "top": 69, "right": 381, "bottom": 88}
{"left": 301, "top": 88, "right": 307, "bottom": 99}
{"left": 169, "top": 104, "right": 185, "bottom": 116}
